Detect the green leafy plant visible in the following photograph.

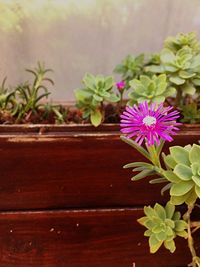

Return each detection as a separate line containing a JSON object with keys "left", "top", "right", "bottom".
{"left": 146, "top": 32, "right": 200, "bottom": 106}
{"left": 128, "top": 74, "right": 176, "bottom": 105}
{"left": 120, "top": 102, "right": 200, "bottom": 267}
{"left": 14, "top": 62, "right": 54, "bottom": 122}
{"left": 138, "top": 202, "right": 187, "bottom": 253}
{"left": 181, "top": 103, "right": 200, "bottom": 124}
{"left": 0, "top": 77, "right": 16, "bottom": 111}
{"left": 164, "top": 32, "right": 200, "bottom": 53}
{"left": 75, "top": 73, "right": 119, "bottom": 127}
{"left": 162, "top": 144, "right": 200, "bottom": 205}
{"left": 114, "top": 54, "right": 145, "bottom": 90}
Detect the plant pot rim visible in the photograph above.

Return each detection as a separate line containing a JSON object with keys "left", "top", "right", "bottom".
{"left": 0, "top": 123, "right": 199, "bottom": 136}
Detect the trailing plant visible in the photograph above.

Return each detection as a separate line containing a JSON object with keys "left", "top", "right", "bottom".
{"left": 128, "top": 74, "right": 176, "bottom": 105}
{"left": 120, "top": 101, "right": 200, "bottom": 267}
{"left": 75, "top": 73, "right": 119, "bottom": 127}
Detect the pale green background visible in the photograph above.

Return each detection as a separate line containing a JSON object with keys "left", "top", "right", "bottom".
{"left": 0, "top": 0, "right": 200, "bottom": 100}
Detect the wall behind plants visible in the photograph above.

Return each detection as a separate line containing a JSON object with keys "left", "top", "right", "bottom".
{"left": 0, "top": 0, "right": 200, "bottom": 100}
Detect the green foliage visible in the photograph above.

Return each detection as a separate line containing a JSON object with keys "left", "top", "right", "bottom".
{"left": 75, "top": 73, "right": 119, "bottom": 127}
{"left": 181, "top": 103, "right": 200, "bottom": 124}
{"left": 145, "top": 32, "right": 200, "bottom": 106}
{"left": 162, "top": 144, "right": 200, "bottom": 205}
{"left": 114, "top": 54, "right": 145, "bottom": 90}
{"left": 0, "top": 77, "right": 16, "bottom": 112}
{"left": 14, "top": 62, "right": 53, "bottom": 121}
{"left": 164, "top": 32, "right": 200, "bottom": 53}
{"left": 128, "top": 74, "right": 176, "bottom": 105}
{"left": 138, "top": 202, "right": 188, "bottom": 253}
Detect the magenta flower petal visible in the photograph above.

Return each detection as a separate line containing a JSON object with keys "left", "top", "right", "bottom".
{"left": 116, "top": 80, "right": 125, "bottom": 90}
{"left": 120, "top": 101, "right": 181, "bottom": 146}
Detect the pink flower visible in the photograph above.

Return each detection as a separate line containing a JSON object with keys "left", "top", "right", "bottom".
{"left": 116, "top": 80, "right": 125, "bottom": 90}
{"left": 120, "top": 102, "right": 180, "bottom": 146}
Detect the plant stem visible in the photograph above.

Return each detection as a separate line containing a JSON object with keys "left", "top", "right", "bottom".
{"left": 146, "top": 145, "right": 161, "bottom": 168}
{"left": 184, "top": 205, "right": 199, "bottom": 267}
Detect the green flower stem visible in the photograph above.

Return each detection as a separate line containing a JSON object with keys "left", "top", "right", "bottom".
{"left": 184, "top": 205, "right": 200, "bottom": 267}
{"left": 146, "top": 145, "right": 161, "bottom": 168}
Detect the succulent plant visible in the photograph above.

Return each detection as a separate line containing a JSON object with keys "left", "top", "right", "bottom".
{"left": 164, "top": 32, "right": 200, "bottom": 53}
{"left": 145, "top": 33, "right": 200, "bottom": 107}
{"left": 0, "top": 77, "right": 16, "bottom": 111}
{"left": 14, "top": 62, "right": 53, "bottom": 121}
{"left": 181, "top": 103, "right": 200, "bottom": 124}
{"left": 138, "top": 202, "right": 188, "bottom": 253}
{"left": 114, "top": 54, "right": 145, "bottom": 90}
{"left": 75, "top": 73, "right": 119, "bottom": 127}
{"left": 128, "top": 74, "right": 176, "bottom": 105}
{"left": 162, "top": 144, "right": 200, "bottom": 205}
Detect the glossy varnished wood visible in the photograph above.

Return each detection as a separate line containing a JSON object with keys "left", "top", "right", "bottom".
{"left": 0, "top": 208, "right": 196, "bottom": 267}
{"left": 0, "top": 124, "right": 199, "bottom": 210}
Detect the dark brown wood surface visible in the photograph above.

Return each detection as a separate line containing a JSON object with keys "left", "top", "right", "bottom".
{"left": 0, "top": 124, "right": 199, "bottom": 210}
{"left": 0, "top": 124, "right": 199, "bottom": 266}
{"left": 0, "top": 208, "right": 196, "bottom": 267}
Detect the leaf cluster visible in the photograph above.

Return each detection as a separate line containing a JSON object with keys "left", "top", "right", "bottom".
{"left": 146, "top": 32, "right": 200, "bottom": 102}
{"left": 138, "top": 202, "right": 187, "bottom": 253}
{"left": 128, "top": 74, "right": 176, "bottom": 105}
{"left": 162, "top": 144, "right": 200, "bottom": 206}
{"left": 114, "top": 54, "right": 145, "bottom": 90}
{"left": 75, "top": 73, "right": 119, "bottom": 127}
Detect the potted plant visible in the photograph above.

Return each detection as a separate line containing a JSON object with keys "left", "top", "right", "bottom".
{"left": 0, "top": 32, "right": 199, "bottom": 266}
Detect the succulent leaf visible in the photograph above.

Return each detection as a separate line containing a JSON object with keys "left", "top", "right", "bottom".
{"left": 138, "top": 202, "right": 187, "bottom": 254}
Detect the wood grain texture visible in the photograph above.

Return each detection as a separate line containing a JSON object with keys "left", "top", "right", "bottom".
{"left": 0, "top": 208, "right": 196, "bottom": 267}
{"left": 0, "top": 124, "right": 199, "bottom": 211}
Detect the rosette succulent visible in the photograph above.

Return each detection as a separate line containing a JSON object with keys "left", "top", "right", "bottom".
{"left": 164, "top": 32, "right": 200, "bottom": 53}
{"left": 163, "top": 144, "right": 200, "bottom": 205}
{"left": 128, "top": 74, "right": 176, "bottom": 105}
{"left": 138, "top": 202, "right": 187, "bottom": 253}
{"left": 75, "top": 73, "right": 119, "bottom": 127}
{"left": 145, "top": 32, "right": 200, "bottom": 106}
{"left": 114, "top": 54, "right": 145, "bottom": 90}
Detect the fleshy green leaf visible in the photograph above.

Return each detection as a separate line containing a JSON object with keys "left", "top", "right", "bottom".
{"left": 189, "top": 144, "right": 200, "bottom": 164}
{"left": 174, "top": 164, "right": 192, "bottom": 181}
{"left": 192, "top": 175, "right": 200, "bottom": 187}
{"left": 170, "top": 181, "right": 194, "bottom": 196}
{"left": 164, "top": 240, "right": 176, "bottom": 253}
{"left": 170, "top": 146, "right": 190, "bottom": 165}
{"left": 163, "top": 170, "right": 181, "bottom": 183}
{"left": 154, "top": 203, "right": 166, "bottom": 220}
{"left": 149, "top": 235, "right": 163, "bottom": 253}
{"left": 165, "top": 202, "right": 175, "bottom": 219}
{"left": 90, "top": 110, "right": 102, "bottom": 127}
{"left": 195, "top": 185, "right": 200, "bottom": 198}
{"left": 131, "top": 170, "right": 155, "bottom": 181}
{"left": 163, "top": 154, "right": 177, "bottom": 169}
{"left": 169, "top": 76, "right": 185, "bottom": 85}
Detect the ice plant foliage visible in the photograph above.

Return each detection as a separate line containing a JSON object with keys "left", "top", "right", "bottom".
{"left": 120, "top": 101, "right": 180, "bottom": 146}
{"left": 121, "top": 101, "right": 200, "bottom": 267}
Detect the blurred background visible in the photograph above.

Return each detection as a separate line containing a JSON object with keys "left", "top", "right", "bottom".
{"left": 0, "top": 0, "right": 200, "bottom": 100}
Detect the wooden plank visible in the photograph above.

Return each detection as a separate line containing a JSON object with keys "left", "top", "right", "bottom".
{"left": 0, "top": 208, "right": 195, "bottom": 267}
{"left": 0, "top": 126, "right": 199, "bottom": 210}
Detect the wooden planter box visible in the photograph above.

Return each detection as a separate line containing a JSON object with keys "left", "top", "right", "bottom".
{"left": 0, "top": 123, "right": 199, "bottom": 267}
